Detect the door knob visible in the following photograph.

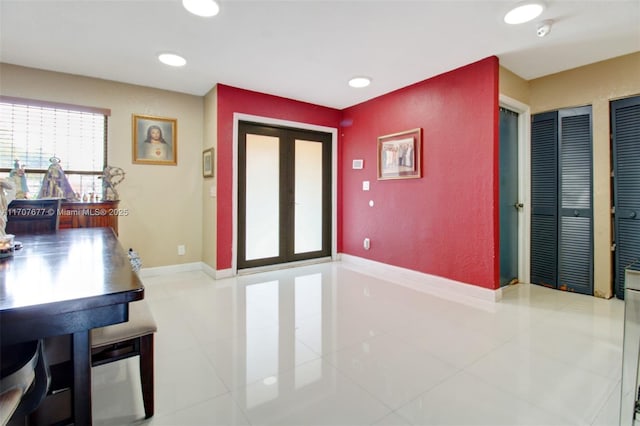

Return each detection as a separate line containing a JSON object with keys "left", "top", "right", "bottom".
{"left": 513, "top": 203, "right": 524, "bottom": 210}
{"left": 631, "top": 211, "right": 637, "bottom": 219}
{"left": 574, "top": 210, "right": 580, "bottom": 217}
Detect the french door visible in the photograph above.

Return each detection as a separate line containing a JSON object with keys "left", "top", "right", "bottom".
{"left": 238, "top": 121, "right": 332, "bottom": 269}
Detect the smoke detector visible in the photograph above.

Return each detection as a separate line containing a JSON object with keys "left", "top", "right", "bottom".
{"left": 537, "top": 19, "right": 553, "bottom": 37}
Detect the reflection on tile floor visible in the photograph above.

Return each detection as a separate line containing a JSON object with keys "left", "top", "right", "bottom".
{"left": 92, "top": 262, "right": 625, "bottom": 425}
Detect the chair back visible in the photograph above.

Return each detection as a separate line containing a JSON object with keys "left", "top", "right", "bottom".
{"left": 0, "top": 340, "right": 50, "bottom": 424}
{"left": 6, "top": 199, "right": 61, "bottom": 235}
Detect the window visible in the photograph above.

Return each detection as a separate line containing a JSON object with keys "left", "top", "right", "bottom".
{"left": 0, "top": 96, "right": 109, "bottom": 199}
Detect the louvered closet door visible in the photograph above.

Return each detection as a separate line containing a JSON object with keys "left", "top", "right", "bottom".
{"left": 531, "top": 112, "right": 558, "bottom": 288}
{"left": 613, "top": 96, "right": 640, "bottom": 299}
{"left": 531, "top": 107, "right": 593, "bottom": 294}
{"left": 558, "top": 107, "right": 593, "bottom": 294}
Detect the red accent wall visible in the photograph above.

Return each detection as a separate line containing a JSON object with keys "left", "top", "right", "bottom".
{"left": 341, "top": 57, "right": 500, "bottom": 289}
{"left": 216, "top": 57, "right": 499, "bottom": 290}
{"left": 216, "top": 85, "right": 343, "bottom": 270}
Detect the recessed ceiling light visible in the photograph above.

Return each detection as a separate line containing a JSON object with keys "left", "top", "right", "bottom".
{"left": 182, "top": 0, "right": 220, "bottom": 17}
{"left": 348, "top": 77, "right": 371, "bottom": 88}
{"left": 504, "top": 1, "right": 545, "bottom": 24}
{"left": 158, "top": 53, "right": 187, "bottom": 67}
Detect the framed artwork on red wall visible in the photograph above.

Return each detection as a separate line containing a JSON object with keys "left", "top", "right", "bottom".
{"left": 377, "top": 128, "right": 422, "bottom": 180}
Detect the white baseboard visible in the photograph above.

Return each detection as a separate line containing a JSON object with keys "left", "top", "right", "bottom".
{"left": 340, "top": 254, "right": 502, "bottom": 306}
{"left": 200, "top": 262, "right": 218, "bottom": 279}
{"left": 214, "top": 268, "right": 234, "bottom": 279}
{"left": 138, "top": 262, "right": 203, "bottom": 278}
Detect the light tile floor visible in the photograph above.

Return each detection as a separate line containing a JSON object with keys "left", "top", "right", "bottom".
{"left": 92, "top": 262, "right": 626, "bottom": 425}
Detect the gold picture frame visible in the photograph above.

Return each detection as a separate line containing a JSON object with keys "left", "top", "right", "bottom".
{"left": 377, "top": 128, "right": 422, "bottom": 180}
{"left": 132, "top": 114, "right": 177, "bottom": 165}
{"left": 203, "top": 148, "right": 214, "bottom": 178}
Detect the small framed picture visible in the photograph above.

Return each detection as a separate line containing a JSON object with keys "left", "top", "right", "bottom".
{"left": 203, "top": 148, "right": 214, "bottom": 178}
{"left": 377, "top": 128, "right": 422, "bottom": 180}
{"left": 132, "top": 114, "right": 177, "bottom": 165}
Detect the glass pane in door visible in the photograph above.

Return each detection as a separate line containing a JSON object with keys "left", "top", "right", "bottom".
{"left": 246, "top": 134, "right": 279, "bottom": 260}
{"left": 294, "top": 139, "right": 323, "bottom": 254}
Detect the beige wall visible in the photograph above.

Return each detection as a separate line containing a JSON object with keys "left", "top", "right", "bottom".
{"left": 0, "top": 63, "right": 204, "bottom": 268}
{"left": 202, "top": 85, "right": 218, "bottom": 269}
{"left": 499, "top": 66, "right": 530, "bottom": 105}
{"left": 500, "top": 52, "right": 640, "bottom": 298}
{"left": 530, "top": 52, "right": 640, "bottom": 298}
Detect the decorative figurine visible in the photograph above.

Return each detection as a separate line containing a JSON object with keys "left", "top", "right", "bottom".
{"left": 0, "top": 178, "right": 16, "bottom": 237}
{"left": 37, "top": 156, "right": 78, "bottom": 200}
{"left": 101, "top": 166, "right": 125, "bottom": 201}
{"left": 9, "top": 159, "right": 29, "bottom": 199}
{"left": 128, "top": 248, "right": 142, "bottom": 272}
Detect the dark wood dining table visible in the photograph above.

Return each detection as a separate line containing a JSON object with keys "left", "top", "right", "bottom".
{"left": 0, "top": 227, "right": 144, "bottom": 425}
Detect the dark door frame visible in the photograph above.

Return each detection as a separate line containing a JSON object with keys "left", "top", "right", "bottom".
{"left": 237, "top": 121, "right": 332, "bottom": 269}
{"left": 232, "top": 113, "right": 337, "bottom": 275}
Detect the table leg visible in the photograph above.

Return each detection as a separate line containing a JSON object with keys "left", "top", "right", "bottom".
{"left": 73, "top": 330, "right": 92, "bottom": 425}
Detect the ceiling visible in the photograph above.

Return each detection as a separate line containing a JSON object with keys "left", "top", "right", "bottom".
{"left": 0, "top": 0, "right": 638, "bottom": 110}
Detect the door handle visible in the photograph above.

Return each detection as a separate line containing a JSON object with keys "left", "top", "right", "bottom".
{"left": 574, "top": 210, "right": 580, "bottom": 217}
{"left": 513, "top": 203, "right": 524, "bottom": 210}
{"left": 631, "top": 211, "right": 637, "bottom": 219}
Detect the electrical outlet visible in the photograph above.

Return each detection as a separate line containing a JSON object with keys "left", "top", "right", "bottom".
{"left": 177, "top": 245, "right": 186, "bottom": 255}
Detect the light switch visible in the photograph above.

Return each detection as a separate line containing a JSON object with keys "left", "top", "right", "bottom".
{"left": 362, "top": 181, "right": 370, "bottom": 191}
{"left": 210, "top": 184, "right": 217, "bottom": 198}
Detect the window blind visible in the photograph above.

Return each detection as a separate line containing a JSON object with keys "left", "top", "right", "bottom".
{"left": 0, "top": 101, "right": 106, "bottom": 172}
{"left": 0, "top": 98, "right": 108, "bottom": 197}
